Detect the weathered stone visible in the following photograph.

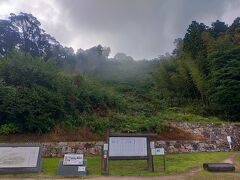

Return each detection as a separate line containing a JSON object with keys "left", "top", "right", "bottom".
{"left": 34, "top": 122, "right": 240, "bottom": 157}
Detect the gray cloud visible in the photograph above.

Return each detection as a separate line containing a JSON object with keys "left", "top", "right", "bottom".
{"left": 1, "top": 0, "right": 240, "bottom": 59}
{"left": 53, "top": 0, "right": 239, "bottom": 59}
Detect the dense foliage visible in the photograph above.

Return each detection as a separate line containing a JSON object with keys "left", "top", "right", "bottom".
{"left": 0, "top": 52, "right": 122, "bottom": 134}
{"left": 154, "top": 19, "right": 240, "bottom": 120}
{"left": 0, "top": 13, "right": 239, "bottom": 135}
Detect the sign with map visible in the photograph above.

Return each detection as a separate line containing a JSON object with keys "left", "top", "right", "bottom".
{"left": 0, "top": 144, "right": 42, "bottom": 173}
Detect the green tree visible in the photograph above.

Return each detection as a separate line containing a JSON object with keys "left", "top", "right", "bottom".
{"left": 207, "top": 47, "right": 240, "bottom": 119}
{"left": 210, "top": 20, "right": 228, "bottom": 38}
{"left": 0, "top": 20, "right": 20, "bottom": 57}
{"left": 183, "top": 21, "right": 207, "bottom": 58}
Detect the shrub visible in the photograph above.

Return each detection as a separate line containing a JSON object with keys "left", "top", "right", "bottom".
{"left": 0, "top": 123, "right": 20, "bottom": 135}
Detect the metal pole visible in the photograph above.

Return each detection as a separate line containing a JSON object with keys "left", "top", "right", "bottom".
{"left": 147, "top": 136, "right": 154, "bottom": 172}
{"left": 101, "top": 145, "right": 109, "bottom": 175}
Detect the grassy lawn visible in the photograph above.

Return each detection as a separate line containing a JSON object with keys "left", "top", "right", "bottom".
{"left": 237, "top": 154, "right": 240, "bottom": 164}
{"left": 0, "top": 152, "right": 232, "bottom": 178}
{"left": 159, "top": 110, "right": 226, "bottom": 123}
{"left": 190, "top": 152, "right": 240, "bottom": 180}
{"left": 193, "top": 167, "right": 240, "bottom": 180}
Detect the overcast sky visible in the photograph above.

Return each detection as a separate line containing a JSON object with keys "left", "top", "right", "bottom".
{"left": 0, "top": 0, "right": 240, "bottom": 59}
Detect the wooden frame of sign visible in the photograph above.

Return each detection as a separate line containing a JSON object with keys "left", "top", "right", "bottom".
{"left": 0, "top": 143, "right": 42, "bottom": 174}
{"left": 101, "top": 133, "right": 154, "bottom": 175}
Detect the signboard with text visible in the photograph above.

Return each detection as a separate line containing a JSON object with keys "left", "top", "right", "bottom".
{"left": 0, "top": 144, "right": 42, "bottom": 174}
{"left": 63, "top": 154, "right": 83, "bottom": 166}
{"left": 151, "top": 148, "right": 164, "bottom": 155}
{"left": 109, "top": 137, "right": 148, "bottom": 158}
{"left": 103, "top": 133, "right": 154, "bottom": 174}
{"left": 155, "top": 148, "right": 164, "bottom": 155}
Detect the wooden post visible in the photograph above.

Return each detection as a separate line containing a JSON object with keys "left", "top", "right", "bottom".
{"left": 147, "top": 136, "right": 154, "bottom": 172}
{"left": 163, "top": 155, "right": 166, "bottom": 172}
{"left": 101, "top": 145, "right": 109, "bottom": 175}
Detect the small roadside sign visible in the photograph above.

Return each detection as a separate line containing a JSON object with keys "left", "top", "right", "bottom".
{"left": 227, "top": 136, "right": 231, "bottom": 143}
{"left": 155, "top": 148, "right": 165, "bottom": 155}
{"left": 227, "top": 136, "right": 232, "bottom": 150}
{"left": 150, "top": 141, "right": 155, "bottom": 149}
{"left": 63, "top": 154, "right": 84, "bottom": 166}
{"left": 103, "top": 144, "right": 108, "bottom": 151}
{"left": 151, "top": 148, "right": 156, "bottom": 155}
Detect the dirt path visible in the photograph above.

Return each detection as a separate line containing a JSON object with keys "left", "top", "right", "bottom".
{"left": 222, "top": 153, "right": 240, "bottom": 169}
{"left": 0, "top": 169, "right": 202, "bottom": 180}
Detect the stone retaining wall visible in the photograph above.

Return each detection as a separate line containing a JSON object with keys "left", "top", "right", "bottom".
{"left": 170, "top": 122, "right": 240, "bottom": 150}
{"left": 38, "top": 122, "right": 240, "bottom": 157}
{"left": 41, "top": 140, "right": 229, "bottom": 157}
{"left": 42, "top": 141, "right": 104, "bottom": 157}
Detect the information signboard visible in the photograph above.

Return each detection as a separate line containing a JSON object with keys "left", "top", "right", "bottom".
{"left": 57, "top": 159, "right": 87, "bottom": 176}
{"left": 101, "top": 133, "right": 154, "bottom": 175}
{"left": 63, "top": 154, "right": 83, "bottom": 165}
{"left": 0, "top": 147, "right": 40, "bottom": 168}
{"left": 155, "top": 148, "right": 164, "bottom": 155}
{"left": 0, "top": 144, "right": 42, "bottom": 174}
{"left": 109, "top": 137, "right": 147, "bottom": 157}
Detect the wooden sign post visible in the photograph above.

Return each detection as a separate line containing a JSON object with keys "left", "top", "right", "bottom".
{"left": 151, "top": 145, "right": 166, "bottom": 172}
{"left": 147, "top": 138, "right": 154, "bottom": 172}
{"left": 101, "top": 144, "right": 109, "bottom": 175}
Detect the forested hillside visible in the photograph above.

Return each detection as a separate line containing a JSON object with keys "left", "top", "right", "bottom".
{"left": 154, "top": 19, "right": 240, "bottom": 120}
{"left": 0, "top": 13, "right": 239, "bottom": 135}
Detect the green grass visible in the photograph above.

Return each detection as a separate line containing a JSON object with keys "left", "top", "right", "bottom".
{"left": 190, "top": 152, "right": 240, "bottom": 180}
{"left": 43, "top": 152, "right": 233, "bottom": 176}
{"left": 42, "top": 157, "right": 60, "bottom": 176}
{"left": 237, "top": 154, "right": 240, "bottom": 164}
{"left": 0, "top": 152, "right": 233, "bottom": 178}
{"left": 11, "top": 152, "right": 236, "bottom": 178}
{"left": 159, "top": 110, "right": 226, "bottom": 123}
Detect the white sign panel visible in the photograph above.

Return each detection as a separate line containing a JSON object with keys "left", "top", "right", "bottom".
{"left": 63, "top": 154, "right": 83, "bottom": 165}
{"left": 155, "top": 148, "right": 165, "bottom": 155}
{"left": 103, "top": 144, "right": 108, "bottom": 151}
{"left": 227, "top": 136, "right": 232, "bottom": 149}
{"left": 150, "top": 141, "right": 155, "bottom": 149}
{"left": 0, "top": 147, "right": 40, "bottom": 168}
{"left": 78, "top": 166, "right": 86, "bottom": 172}
{"left": 227, "top": 136, "right": 232, "bottom": 143}
{"left": 151, "top": 148, "right": 156, "bottom": 155}
{"left": 109, "top": 137, "right": 147, "bottom": 157}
